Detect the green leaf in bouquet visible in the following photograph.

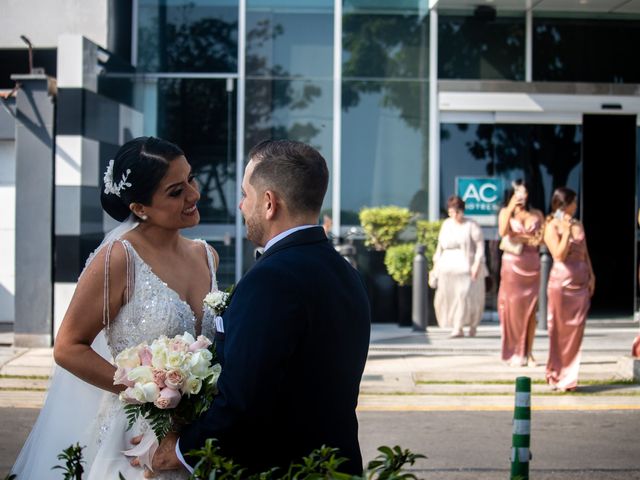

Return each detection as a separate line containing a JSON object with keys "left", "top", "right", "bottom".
{"left": 147, "top": 408, "right": 172, "bottom": 441}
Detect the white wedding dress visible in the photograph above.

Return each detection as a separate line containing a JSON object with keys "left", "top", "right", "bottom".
{"left": 12, "top": 237, "right": 218, "bottom": 480}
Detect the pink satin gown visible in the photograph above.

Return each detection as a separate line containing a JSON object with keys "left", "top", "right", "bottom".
{"left": 498, "top": 218, "right": 541, "bottom": 365}
{"left": 546, "top": 232, "right": 591, "bottom": 391}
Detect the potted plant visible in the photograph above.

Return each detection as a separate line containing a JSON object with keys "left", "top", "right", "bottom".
{"left": 384, "top": 243, "right": 416, "bottom": 327}
{"left": 359, "top": 206, "right": 413, "bottom": 251}
{"left": 359, "top": 206, "right": 412, "bottom": 324}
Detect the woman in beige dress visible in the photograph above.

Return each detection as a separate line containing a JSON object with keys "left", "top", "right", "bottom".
{"left": 498, "top": 180, "right": 544, "bottom": 366}
{"left": 432, "top": 195, "right": 486, "bottom": 337}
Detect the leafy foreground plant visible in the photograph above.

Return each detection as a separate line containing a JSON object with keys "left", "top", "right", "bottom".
{"left": 188, "top": 440, "right": 426, "bottom": 480}
{"left": 7, "top": 441, "right": 425, "bottom": 479}
{"left": 51, "top": 443, "right": 85, "bottom": 480}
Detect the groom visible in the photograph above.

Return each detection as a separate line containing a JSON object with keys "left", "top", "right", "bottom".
{"left": 147, "top": 140, "right": 371, "bottom": 475}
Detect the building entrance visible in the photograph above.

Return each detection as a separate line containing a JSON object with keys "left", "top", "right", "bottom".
{"left": 582, "top": 114, "right": 637, "bottom": 315}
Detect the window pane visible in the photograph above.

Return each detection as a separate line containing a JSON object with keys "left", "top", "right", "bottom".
{"left": 137, "top": 0, "right": 238, "bottom": 73}
{"left": 341, "top": 3, "right": 429, "bottom": 224}
{"left": 245, "top": 78, "right": 333, "bottom": 213}
{"left": 341, "top": 80, "right": 429, "bottom": 224}
{"left": 438, "top": 15, "right": 525, "bottom": 80}
{"left": 439, "top": 123, "right": 582, "bottom": 215}
{"left": 247, "top": 3, "right": 332, "bottom": 78}
{"left": 533, "top": 18, "right": 640, "bottom": 83}
{"left": 138, "top": 78, "right": 237, "bottom": 224}
{"left": 343, "top": 6, "right": 429, "bottom": 79}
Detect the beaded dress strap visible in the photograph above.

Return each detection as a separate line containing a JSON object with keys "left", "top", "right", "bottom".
{"left": 199, "top": 240, "right": 218, "bottom": 292}
{"left": 102, "top": 240, "right": 135, "bottom": 330}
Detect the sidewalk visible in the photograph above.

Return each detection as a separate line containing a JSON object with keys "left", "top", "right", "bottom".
{"left": 359, "top": 320, "right": 640, "bottom": 410}
{"left": 1, "top": 320, "right": 639, "bottom": 410}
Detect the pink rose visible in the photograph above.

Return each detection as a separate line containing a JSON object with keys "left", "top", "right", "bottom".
{"left": 153, "top": 387, "right": 181, "bottom": 409}
{"left": 152, "top": 368, "right": 167, "bottom": 388}
{"left": 138, "top": 346, "right": 153, "bottom": 366}
{"left": 113, "top": 367, "right": 135, "bottom": 387}
{"left": 169, "top": 339, "right": 188, "bottom": 353}
{"left": 188, "top": 335, "right": 212, "bottom": 352}
{"left": 165, "top": 369, "right": 186, "bottom": 390}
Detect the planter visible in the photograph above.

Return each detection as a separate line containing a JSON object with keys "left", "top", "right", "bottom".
{"left": 397, "top": 285, "right": 412, "bottom": 327}
{"left": 427, "top": 286, "right": 437, "bottom": 326}
{"left": 359, "top": 249, "right": 398, "bottom": 324}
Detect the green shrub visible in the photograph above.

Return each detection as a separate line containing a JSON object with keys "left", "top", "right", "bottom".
{"left": 416, "top": 220, "right": 443, "bottom": 270}
{"left": 359, "top": 206, "right": 413, "bottom": 251}
{"left": 385, "top": 243, "right": 417, "bottom": 286}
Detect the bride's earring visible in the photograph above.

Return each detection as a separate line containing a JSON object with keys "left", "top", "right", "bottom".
{"left": 141, "top": 214, "right": 148, "bottom": 221}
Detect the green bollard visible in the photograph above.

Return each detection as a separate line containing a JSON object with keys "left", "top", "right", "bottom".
{"left": 510, "top": 376, "right": 531, "bottom": 480}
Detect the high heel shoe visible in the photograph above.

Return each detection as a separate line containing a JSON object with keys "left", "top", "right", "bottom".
{"left": 527, "top": 354, "right": 537, "bottom": 367}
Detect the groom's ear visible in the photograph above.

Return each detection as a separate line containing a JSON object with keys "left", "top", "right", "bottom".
{"left": 263, "top": 190, "right": 278, "bottom": 220}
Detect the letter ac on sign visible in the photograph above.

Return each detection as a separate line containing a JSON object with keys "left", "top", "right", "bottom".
{"left": 455, "top": 177, "right": 504, "bottom": 218}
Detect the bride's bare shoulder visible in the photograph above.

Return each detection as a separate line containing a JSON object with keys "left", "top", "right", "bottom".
{"left": 80, "top": 240, "right": 130, "bottom": 285}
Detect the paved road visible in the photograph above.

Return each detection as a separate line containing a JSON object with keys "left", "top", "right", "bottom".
{"left": 358, "top": 410, "right": 640, "bottom": 480}
{"left": 4, "top": 408, "right": 640, "bottom": 479}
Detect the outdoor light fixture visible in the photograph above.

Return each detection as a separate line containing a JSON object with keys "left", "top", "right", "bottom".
{"left": 20, "top": 35, "right": 33, "bottom": 74}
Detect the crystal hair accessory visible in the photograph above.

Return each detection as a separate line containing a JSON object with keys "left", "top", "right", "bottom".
{"left": 103, "top": 159, "right": 132, "bottom": 197}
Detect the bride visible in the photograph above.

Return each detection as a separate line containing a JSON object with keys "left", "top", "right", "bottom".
{"left": 12, "top": 137, "right": 219, "bottom": 479}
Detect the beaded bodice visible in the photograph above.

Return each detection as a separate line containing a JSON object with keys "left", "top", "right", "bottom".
{"left": 105, "top": 239, "right": 218, "bottom": 359}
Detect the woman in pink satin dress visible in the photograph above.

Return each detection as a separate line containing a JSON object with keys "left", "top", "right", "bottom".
{"left": 498, "top": 180, "right": 544, "bottom": 367}
{"left": 544, "top": 187, "right": 595, "bottom": 391}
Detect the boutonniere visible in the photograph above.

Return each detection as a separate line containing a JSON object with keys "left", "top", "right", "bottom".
{"left": 203, "top": 284, "right": 235, "bottom": 316}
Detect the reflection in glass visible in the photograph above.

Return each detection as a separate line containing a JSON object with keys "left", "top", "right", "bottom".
{"left": 137, "top": 79, "right": 237, "bottom": 225}
{"left": 533, "top": 18, "right": 640, "bottom": 83}
{"left": 246, "top": 1, "right": 334, "bottom": 215}
{"left": 439, "top": 124, "right": 582, "bottom": 215}
{"left": 137, "top": 0, "right": 238, "bottom": 73}
{"left": 438, "top": 14, "right": 524, "bottom": 80}
{"left": 341, "top": 4, "right": 429, "bottom": 224}
{"left": 341, "top": 80, "right": 429, "bottom": 224}
{"left": 245, "top": 78, "right": 333, "bottom": 213}
{"left": 247, "top": 4, "right": 332, "bottom": 78}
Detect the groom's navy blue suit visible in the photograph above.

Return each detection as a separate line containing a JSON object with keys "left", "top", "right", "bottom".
{"left": 179, "top": 226, "right": 371, "bottom": 474}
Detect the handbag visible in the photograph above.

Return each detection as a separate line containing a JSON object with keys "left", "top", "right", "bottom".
{"left": 428, "top": 268, "right": 438, "bottom": 289}
{"left": 499, "top": 235, "right": 523, "bottom": 255}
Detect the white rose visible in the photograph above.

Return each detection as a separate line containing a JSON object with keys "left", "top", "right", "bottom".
{"left": 179, "top": 331, "right": 196, "bottom": 345}
{"left": 115, "top": 346, "right": 141, "bottom": 369}
{"left": 127, "top": 365, "right": 154, "bottom": 384}
{"left": 150, "top": 338, "right": 169, "bottom": 369}
{"left": 189, "top": 350, "right": 213, "bottom": 378}
{"left": 209, "top": 363, "right": 222, "bottom": 389}
{"left": 131, "top": 381, "right": 160, "bottom": 403}
{"left": 167, "top": 351, "right": 189, "bottom": 369}
{"left": 182, "top": 375, "right": 203, "bottom": 395}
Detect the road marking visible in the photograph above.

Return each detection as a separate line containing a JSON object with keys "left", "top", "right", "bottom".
{"left": 357, "top": 405, "right": 640, "bottom": 412}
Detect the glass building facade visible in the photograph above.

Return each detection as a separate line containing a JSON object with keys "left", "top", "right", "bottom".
{"left": 97, "top": 0, "right": 640, "bottom": 313}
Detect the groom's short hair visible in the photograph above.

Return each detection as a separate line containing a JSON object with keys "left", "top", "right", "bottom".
{"left": 248, "top": 140, "right": 329, "bottom": 217}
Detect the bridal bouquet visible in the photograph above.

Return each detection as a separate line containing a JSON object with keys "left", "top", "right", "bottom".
{"left": 114, "top": 332, "right": 221, "bottom": 442}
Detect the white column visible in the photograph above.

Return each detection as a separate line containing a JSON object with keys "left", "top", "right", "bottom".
{"left": 331, "top": 0, "right": 342, "bottom": 238}
{"left": 235, "top": 0, "right": 246, "bottom": 282}
{"left": 428, "top": 8, "right": 440, "bottom": 221}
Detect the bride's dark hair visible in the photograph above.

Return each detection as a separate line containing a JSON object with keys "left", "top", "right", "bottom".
{"left": 100, "top": 137, "right": 185, "bottom": 221}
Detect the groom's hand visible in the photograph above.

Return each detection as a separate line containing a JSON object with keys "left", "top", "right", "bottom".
{"left": 130, "top": 432, "right": 184, "bottom": 477}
